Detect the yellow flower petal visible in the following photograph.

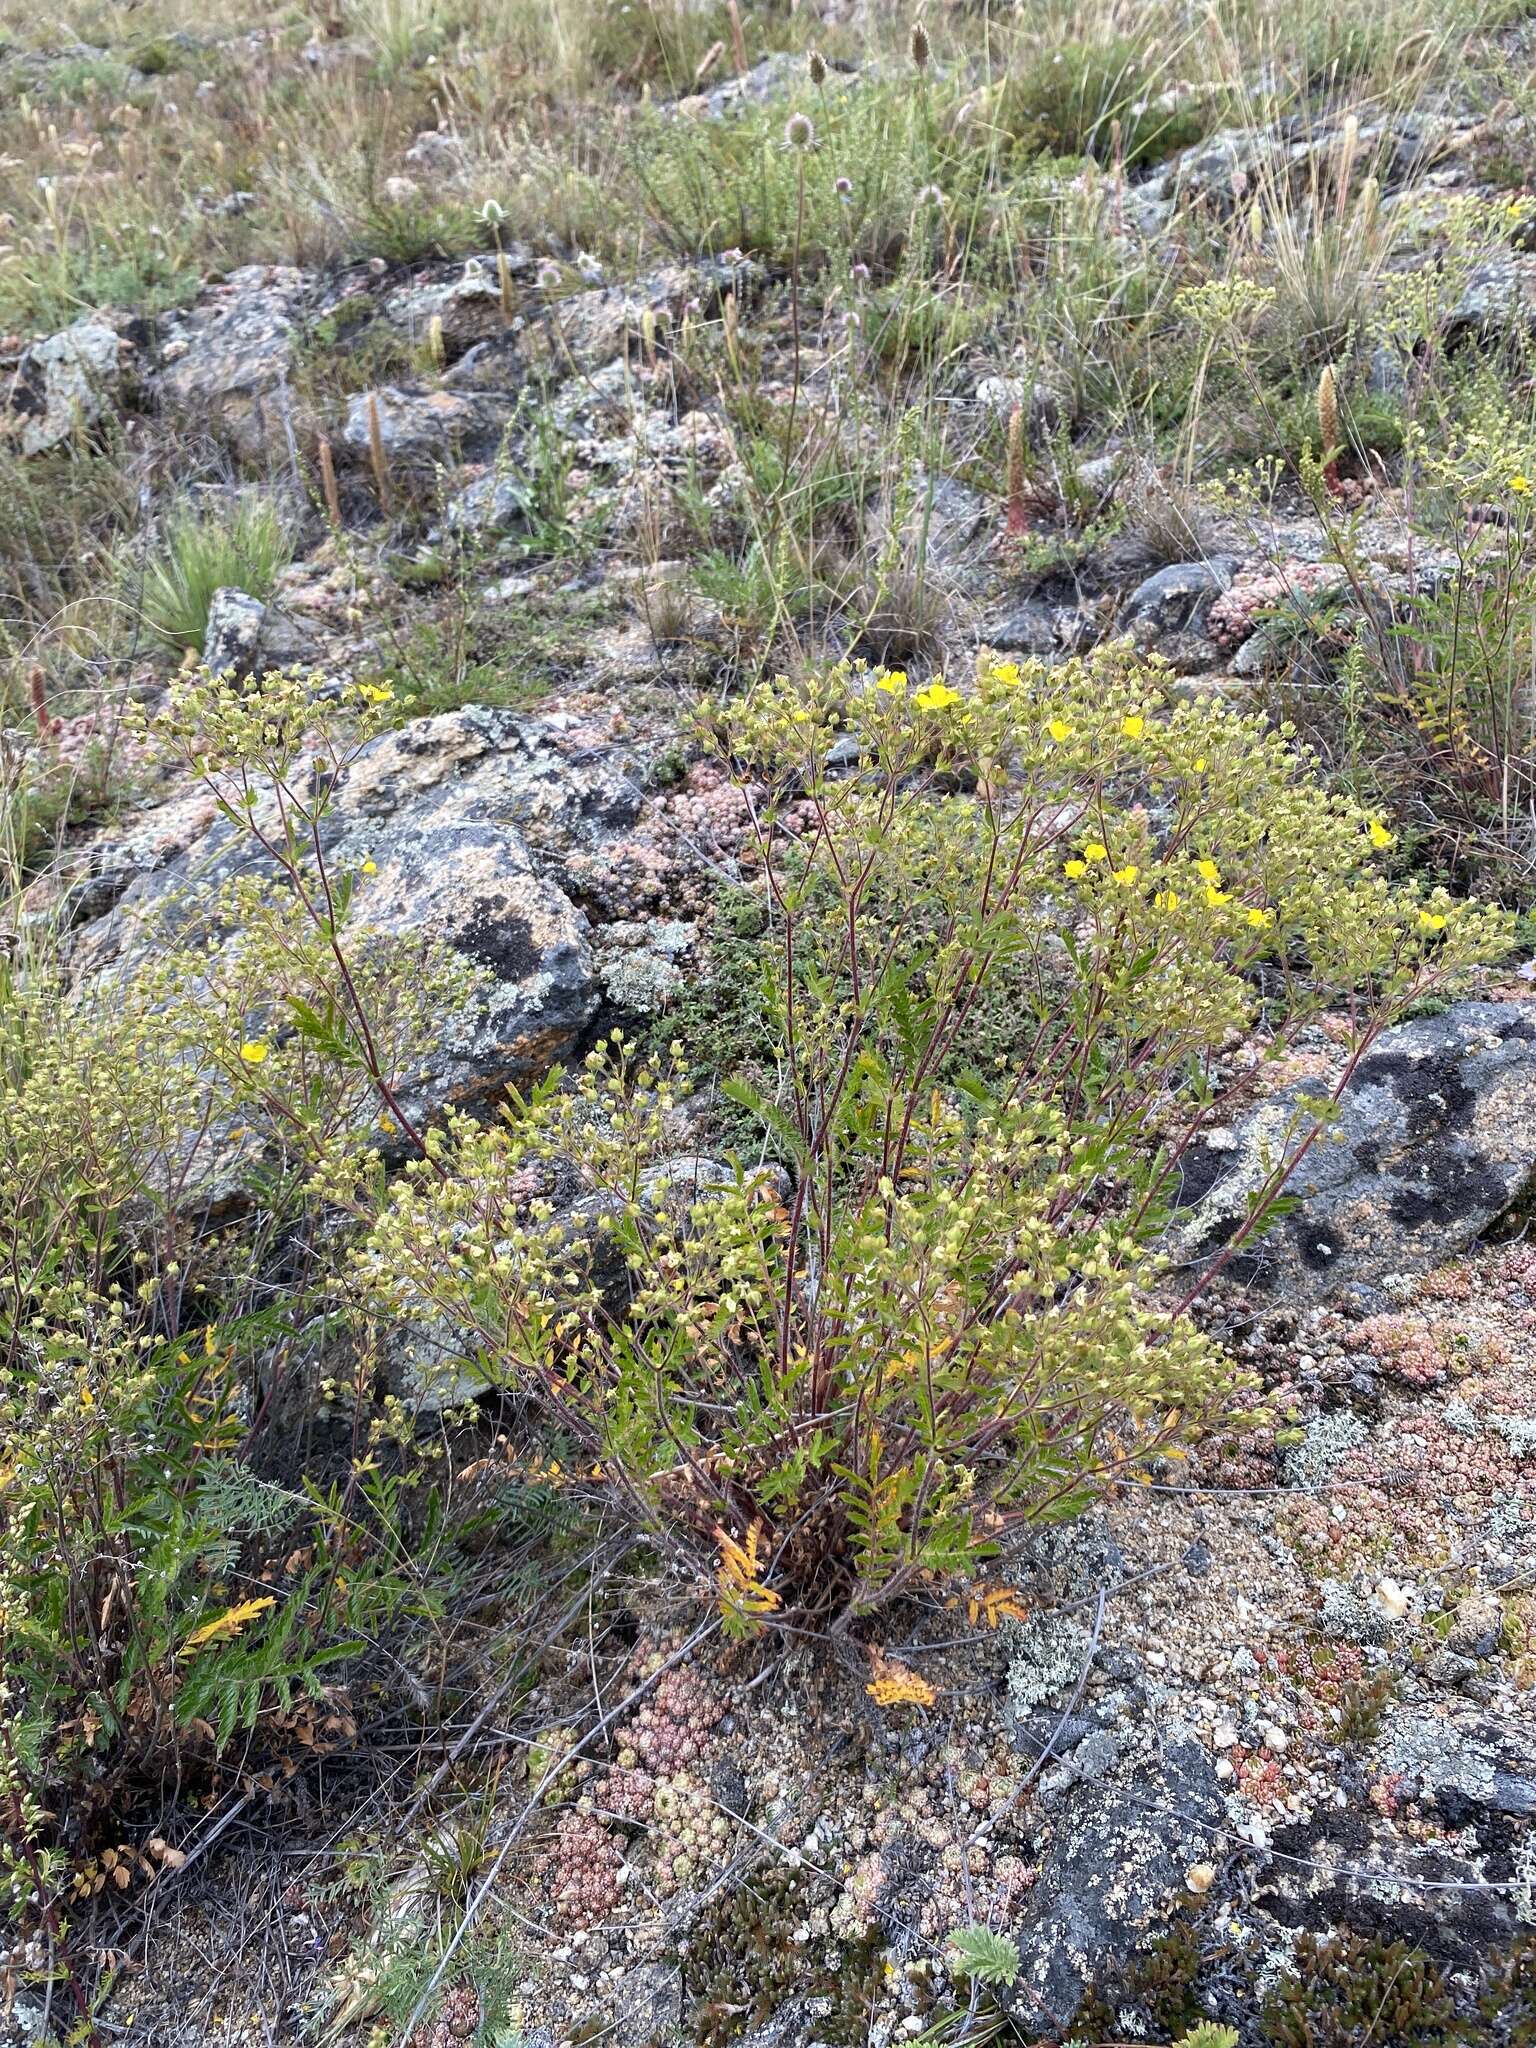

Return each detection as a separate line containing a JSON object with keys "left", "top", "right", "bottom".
{"left": 239, "top": 1040, "right": 269, "bottom": 1065}
{"left": 1112, "top": 863, "right": 1140, "bottom": 886}
{"left": 1047, "top": 718, "right": 1073, "bottom": 743}
{"left": 1083, "top": 841, "right": 1108, "bottom": 863}
{"left": 915, "top": 682, "right": 961, "bottom": 712}
{"left": 1063, "top": 858, "right": 1088, "bottom": 879}
{"left": 1197, "top": 859, "right": 1221, "bottom": 884}
{"left": 1122, "top": 713, "right": 1145, "bottom": 739}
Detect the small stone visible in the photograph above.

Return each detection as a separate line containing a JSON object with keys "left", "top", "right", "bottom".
{"left": 1261, "top": 1722, "right": 1288, "bottom": 1754}
{"left": 1185, "top": 1861, "right": 1216, "bottom": 1894}
{"left": 1374, "top": 1578, "right": 1412, "bottom": 1622}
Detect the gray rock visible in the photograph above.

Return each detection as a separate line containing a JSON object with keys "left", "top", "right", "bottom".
{"left": 1119, "top": 557, "right": 1239, "bottom": 672}
{"left": 201, "top": 586, "right": 316, "bottom": 680}
{"left": 999, "top": 1725, "right": 1224, "bottom": 2033}
{"left": 973, "top": 375, "right": 1065, "bottom": 445}
{"left": 2, "top": 319, "right": 120, "bottom": 455}
{"left": 1146, "top": 113, "right": 1458, "bottom": 217}
{"left": 69, "top": 708, "right": 645, "bottom": 1163}
{"left": 1121, "top": 558, "right": 1238, "bottom": 635}
{"left": 443, "top": 467, "right": 535, "bottom": 537}
{"left": 871, "top": 469, "right": 994, "bottom": 600}
{"left": 1171, "top": 1001, "right": 1536, "bottom": 1307}
{"left": 1367, "top": 343, "right": 1410, "bottom": 404}
{"left": 674, "top": 51, "right": 840, "bottom": 120}
{"left": 342, "top": 383, "right": 516, "bottom": 471}
{"left": 608, "top": 1961, "right": 683, "bottom": 2048}
{"left": 157, "top": 265, "right": 309, "bottom": 463}
{"left": 1253, "top": 1786, "right": 1529, "bottom": 1964}
{"left": 524, "top": 266, "right": 699, "bottom": 378}
{"left": 1447, "top": 252, "right": 1536, "bottom": 346}
{"left": 983, "top": 603, "right": 1059, "bottom": 659}
{"left": 380, "top": 255, "right": 531, "bottom": 355}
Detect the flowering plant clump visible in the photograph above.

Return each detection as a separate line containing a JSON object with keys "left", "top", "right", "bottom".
{"left": 359, "top": 647, "right": 1509, "bottom": 1631}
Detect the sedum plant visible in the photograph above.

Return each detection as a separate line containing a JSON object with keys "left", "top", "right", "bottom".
{"left": 359, "top": 645, "right": 1509, "bottom": 1632}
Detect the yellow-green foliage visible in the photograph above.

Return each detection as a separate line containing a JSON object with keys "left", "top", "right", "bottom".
{"left": 1, "top": 671, "right": 472, "bottom": 1875}
{"left": 359, "top": 647, "right": 1509, "bottom": 1630}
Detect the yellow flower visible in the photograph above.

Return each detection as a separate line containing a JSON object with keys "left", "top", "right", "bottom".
{"left": 356, "top": 681, "right": 394, "bottom": 705}
{"left": 1112, "top": 863, "right": 1140, "bottom": 886}
{"left": 1417, "top": 909, "right": 1447, "bottom": 931}
{"left": 915, "top": 682, "right": 961, "bottom": 712}
{"left": 1366, "top": 817, "right": 1394, "bottom": 850}
{"left": 877, "top": 668, "right": 909, "bottom": 693}
{"left": 1063, "top": 858, "right": 1088, "bottom": 879}
{"left": 1246, "top": 906, "right": 1273, "bottom": 928}
{"left": 1122, "top": 713, "right": 1146, "bottom": 739}
{"left": 1083, "top": 841, "right": 1108, "bottom": 863}
{"left": 1194, "top": 756, "right": 1207, "bottom": 772}
{"left": 1205, "top": 885, "right": 1232, "bottom": 908}
{"left": 361, "top": 856, "right": 378, "bottom": 875}
{"left": 1510, "top": 474, "right": 1532, "bottom": 495}
{"left": 1154, "top": 888, "right": 1180, "bottom": 911}
{"left": 991, "top": 660, "right": 1021, "bottom": 687}
{"left": 1047, "top": 718, "right": 1073, "bottom": 743}
{"left": 1197, "top": 859, "right": 1221, "bottom": 884}
{"left": 239, "top": 1040, "right": 269, "bottom": 1065}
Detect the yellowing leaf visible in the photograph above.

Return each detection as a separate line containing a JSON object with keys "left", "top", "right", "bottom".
{"left": 180, "top": 1595, "right": 275, "bottom": 1657}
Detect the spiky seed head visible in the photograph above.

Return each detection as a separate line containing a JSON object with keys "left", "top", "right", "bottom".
{"left": 911, "top": 19, "right": 930, "bottom": 68}
{"left": 784, "top": 111, "right": 815, "bottom": 151}
{"left": 1318, "top": 364, "right": 1339, "bottom": 456}
{"left": 808, "top": 47, "right": 826, "bottom": 86}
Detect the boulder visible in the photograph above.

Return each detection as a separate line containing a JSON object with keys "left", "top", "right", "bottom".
{"left": 1172, "top": 1001, "right": 1536, "bottom": 1308}
{"left": 342, "top": 383, "right": 515, "bottom": 470}
{"left": 1446, "top": 252, "right": 1536, "bottom": 348}
{"left": 69, "top": 708, "right": 645, "bottom": 1154}
{"left": 380, "top": 255, "right": 532, "bottom": 356}
{"left": 443, "top": 467, "right": 534, "bottom": 537}
{"left": 2, "top": 319, "right": 120, "bottom": 454}
{"left": 1121, "top": 557, "right": 1238, "bottom": 633}
{"left": 201, "top": 586, "right": 317, "bottom": 680}
{"left": 156, "top": 265, "right": 309, "bottom": 464}
{"left": 523, "top": 266, "right": 702, "bottom": 378}
{"left": 982, "top": 602, "right": 1060, "bottom": 660}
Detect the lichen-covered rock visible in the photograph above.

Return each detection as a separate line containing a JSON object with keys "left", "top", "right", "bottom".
{"left": 380, "top": 254, "right": 531, "bottom": 355}
{"left": 999, "top": 1721, "right": 1225, "bottom": 2033}
{"left": 523, "top": 265, "right": 709, "bottom": 377}
{"left": 1118, "top": 558, "right": 1239, "bottom": 672}
{"left": 201, "top": 586, "right": 317, "bottom": 680}
{"left": 2, "top": 319, "right": 120, "bottom": 454}
{"left": 156, "top": 264, "right": 309, "bottom": 463}
{"left": 342, "top": 383, "right": 517, "bottom": 470}
{"left": 1447, "top": 251, "right": 1536, "bottom": 347}
{"left": 69, "top": 708, "right": 642, "bottom": 1138}
{"left": 1173, "top": 1001, "right": 1536, "bottom": 1308}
